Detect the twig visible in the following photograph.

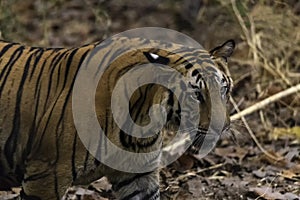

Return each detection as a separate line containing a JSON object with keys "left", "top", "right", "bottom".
{"left": 230, "top": 83, "right": 300, "bottom": 121}
{"left": 230, "top": 97, "right": 284, "bottom": 161}
{"left": 176, "top": 163, "right": 225, "bottom": 180}
{"left": 195, "top": 162, "right": 225, "bottom": 174}
{"left": 231, "top": 0, "right": 251, "bottom": 43}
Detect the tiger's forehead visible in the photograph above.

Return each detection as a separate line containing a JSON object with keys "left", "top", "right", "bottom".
{"left": 109, "top": 36, "right": 223, "bottom": 78}
{"left": 110, "top": 36, "right": 208, "bottom": 56}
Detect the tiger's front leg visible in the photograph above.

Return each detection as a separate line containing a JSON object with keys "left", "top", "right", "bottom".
{"left": 21, "top": 159, "right": 73, "bottom": 200}
{"left": 107, "top": 170, "right": 160, "bottom": 200}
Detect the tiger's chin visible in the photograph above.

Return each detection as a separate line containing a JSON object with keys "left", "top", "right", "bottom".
{"left": 188, "top": 125, "right": 230, "bottom": 155}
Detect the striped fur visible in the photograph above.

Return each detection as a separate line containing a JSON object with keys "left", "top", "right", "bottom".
{"left": 0, "top": 37, "right": 234, "bottom": 199}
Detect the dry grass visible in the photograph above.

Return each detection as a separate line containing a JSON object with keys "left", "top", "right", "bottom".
{"left": 221, "top": 0, "right": 300, "bottom": 160}
{"left": 227, "top": 0, "right": 300, "bottom": 116}
{"left": 232, "top": 0, "right": 299, "bottom": 86}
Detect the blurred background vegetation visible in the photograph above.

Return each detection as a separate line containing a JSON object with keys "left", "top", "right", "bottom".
{"left": 0, "top": 0, "right": 299, "bottom": 199}
{"left": 1, "top": 0, "right": 298, "bottom": 147}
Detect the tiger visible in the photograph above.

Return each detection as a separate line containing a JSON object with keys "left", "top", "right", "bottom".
{"left": 0, "top": 35, "right": 235, "bottom": 200}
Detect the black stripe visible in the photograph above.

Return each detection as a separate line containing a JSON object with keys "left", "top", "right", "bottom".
{"left": 130, "top": 84, "right": 153, "bottom": 123}
{"left": 167, "top": 108, "right": 173, "bottom": 122}
{"left": 83, "top": 150, "right": 90, "bottom": 171}
{"left": 44, "top": 51, "right": 67, "bottom": 108}
{"left": 20, "top": 190, "right": 41, "bottom": 200}
{"left": 0, "top": 43, "right": 16, "bottom": 57}
{"left": 106, "top": 61, "right": 141, "bottom": 91}
{"left": 191, "top": 69, "right": 199, "bottom": 77}
{"left": 167, "top": 91, "right": 174, "bottom": 106}
{"left": 52, "top": 48, "right": 89, "bottom": 196}
{"left": 173, "top": 48, "right": 198, "bottom": 57}
{"left": 0, "top": 46, "right": 25, "bottom": 98}
{"left": 54, "top": 100, "right": 64, "bottom": 200}
{"left": 94, "top": 40, "right": 115, "bottom": 77}
{"left": 29, "top": 48, "right": 44, "bottom": 81}
{"left": 53, "top": 166, "right": 60, "bottom": 200}
{"left": 33, "top": 98, "right": 61, "bottom": 200}
{"left": 56, "top": 49, "right": 90, "bottom": 130}
{"left": 24, "top": 49, "right": 48, "bottom": 158}
{"left": 136, "top": 134, "right": 159, "bottom": 148}
{"left": 201, "top": 60, "right": 215, "bottom": 66}
{"left": 56, "top": 62, "right": 62, "bottom": 92}
{"left": 23, "top": 170, "right": 51, "bottom": 182}
{"left": 119, "top": 184, "right": 159, "bottom": 200}
{"left": 34, "top": 48, "right": 88, "bottom": 191}
{"left": 58, "top": 49, "right": 89, "bottom": 173}
{"left": 189, "top": 84, "right": 198, "bottom": 89}
{"left": 94, "top": 158, "right": 101, "bottom": 167}
{"left": 196, "top": 74, "right": 202, "bottom": 84}
{"left": 54, "top": 48, "right": 90, "bottom": 174}
{"left": 199, "top": 54, "right": 211, "bottom": 59}
{"left": 34, "top": 49, "right": 57, "bottom": 99}
{"left": 112, "top": 171, "right": 153, "bottom": 192}
{"left": 62, "top": 48, "right": 79, "bottom": 88}
{"left": 130, "top": 91, "right": 145, "bottom": 125}
{"left": 166, "top": 92, "right": 174, "bottom": 121}
{"left": 119, "top": 130, "right": 133, "bottom": 149}
{"left": 3, "top": 46, "right": 28, "bottom": 168}
{"left": 120, "top": 88, "right": 158, "bottom": 149}
{"left": 174, "top": 56, "right": 184, "bottom": 64}
{"left": 29, "top": 50, "right": 60, "bottom": 154}
{"left": 33, "top": 99, "right": 57, "bottom": 156}
{"left": 26, "top": 49, "right": 63, "bottom": 154}
{"left": 185, "top": 63, "right": 193, "bottom": 69}
{"left": 71, "top": 133, "right": 78, "bottom": 181}
{"left": 25, "top": 82, "right": 42, "bottom": 157}
{"left": 109, "top": 46, "right": 131, "bottom": 64}
{"left": 120, "top": 190, "right": 142, "bottom": 200}
{"left": 141, "top": 186, "right": 160, "bottom": 200}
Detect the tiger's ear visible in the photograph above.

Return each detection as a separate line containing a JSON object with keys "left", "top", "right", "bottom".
{"left": 209, "top": 40, "right": 235, "bottom": 61}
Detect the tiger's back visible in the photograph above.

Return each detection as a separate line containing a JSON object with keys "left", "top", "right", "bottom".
{"left": 0, "top": 37, "right": 235, "bottom": 200}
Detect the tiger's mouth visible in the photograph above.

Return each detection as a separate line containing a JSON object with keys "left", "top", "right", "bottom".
{"left": 188, "top": 128, "right": 208, "bottom": 154}
{"left": 188, "top": 125, "right": 229, "bottom": 154}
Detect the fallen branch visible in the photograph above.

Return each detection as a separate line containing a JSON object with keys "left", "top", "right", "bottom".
{"left": 230, "top": 83, "right": 300, "bottom": 121}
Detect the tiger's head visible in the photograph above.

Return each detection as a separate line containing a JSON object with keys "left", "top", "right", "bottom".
{"left": 139, "top": 40, "right": 235, "bottom": 153}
